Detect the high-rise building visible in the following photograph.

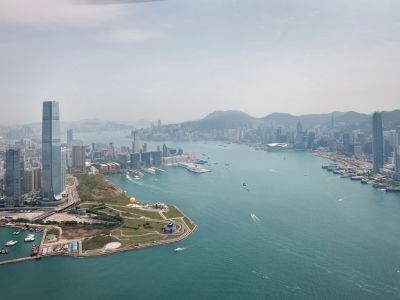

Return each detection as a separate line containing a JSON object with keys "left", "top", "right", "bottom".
{"left": 5, "top": 149, "right": 23, "bottom": 206}
{"left": 67, "top": 129, "right": 73, "bottom": 146}
{"left": 295, "top": 121, "right": 304, "bottom": 149}
{"left": 372, "top": 112, "right": 384, "bottom": 172}
{"left": 72, "top": 145, "right": 86, "bottom": 172}
{"left": 133, "top": 131, "right": 142, "bottom": 153}
{"left": 42, "top": 101, "right": 64, "bottom": 203}
{"left": 61, "top": 148, "right": 67, "bottom": 193}
{"left": 394, "top": 146, "right": 400, "bottom": 181}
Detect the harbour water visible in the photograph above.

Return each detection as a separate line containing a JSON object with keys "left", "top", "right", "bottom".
{"left": 1, "top": 139, "right": 400, "bottom": 299}
{"left": 0, "top": 227, "right": 42, "bottom": 261}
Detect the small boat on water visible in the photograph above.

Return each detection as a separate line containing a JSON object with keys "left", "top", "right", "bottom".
{"left": 174, "top": 247, "right": 185, "bottom": 252}
{"left": 242, "top": 182, "right": 247, "bottom": 187}
{"left": 5, "top": 240, "right": 18, "bottom": 247}
{"left": 0, "top": 248, "right": 9, "bottom": 254}
{"left": 30, "top": 244, "right": 39, "bottom": 256}
{"left": 24, "top": 234, "right": 35, "bottom": 242}
{"left": 13, "top": 230, "right": 20, "bottom": 235}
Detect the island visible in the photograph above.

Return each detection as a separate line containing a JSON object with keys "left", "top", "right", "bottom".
{"left": 0, "top": 174, "right": 196, "bottom": 265}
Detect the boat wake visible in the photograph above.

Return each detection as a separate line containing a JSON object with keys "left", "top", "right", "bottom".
{"left": 252, "top": 270, "right": 269, "bottom": 280}
{"left": 174, "top": 247, "right": 186, "bottom": 252}
{"left": 269, "top": 169, "right": 277, "bottom": 173}
{"left": 250, "top": 213, "right": 261, "bottom": 223}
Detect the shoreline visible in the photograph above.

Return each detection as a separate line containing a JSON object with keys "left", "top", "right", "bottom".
{"left": 0, "top": 174, "right": 197, "bottom": 266}
{"left": 0, "top": 223, "right": 197, "bottom": 266}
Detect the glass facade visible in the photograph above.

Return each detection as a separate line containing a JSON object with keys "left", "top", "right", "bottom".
{"left": 42, "top": 101, "right": 63, "bottom": 202}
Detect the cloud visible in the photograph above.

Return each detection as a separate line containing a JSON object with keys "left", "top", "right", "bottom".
{"left": 82, "top": 0, "right": 165, "bottom": 4}
{"left": 0, "top": 0, "right": 124, "bottom": 27}
{"left": 101, "top": 28, "right": 165, "bottom": 43}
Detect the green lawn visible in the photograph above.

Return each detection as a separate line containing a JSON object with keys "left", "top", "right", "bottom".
{"left": 164, "top": 205, "right": 184, "bottom": 219}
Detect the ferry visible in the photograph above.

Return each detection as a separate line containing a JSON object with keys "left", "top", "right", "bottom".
{"left": 178, "top": 163, "right": 210, "bottom": 174}
{"left": 386, "top": 187, "right": 400, "bottom": 193}
{"left": 340, "top": 174, "right": 352, "bottom": 178}
{"left": 24, "top": 234, "right": 35, "bottom": 242}
{"left": 195, "top": 159, "right": 208, "bottom": 165}
{"left": 141, "top": 167, "right": 156, "bottom": 175}
{"left": 127, "top": 170, "right": 144, "bottom": 179}
{"left": 5, "top": 240, "right": 18, "bottom": 247}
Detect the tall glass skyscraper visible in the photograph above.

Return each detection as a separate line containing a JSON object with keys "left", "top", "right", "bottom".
{"left": 372, "top": 112, "right": 384, "bottom": 172}
{"left": 42, "top": 101, "right": 64, "bottom": 203}
{"left": 5, "top": 149, "right": 23, "bottom": 207}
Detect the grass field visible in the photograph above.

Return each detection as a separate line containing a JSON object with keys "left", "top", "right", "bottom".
{"left": 164, "top": 205, "right": 184, "bottom": 219}
{"left": 72, "top": 174, "right": 195, "bottom": 252}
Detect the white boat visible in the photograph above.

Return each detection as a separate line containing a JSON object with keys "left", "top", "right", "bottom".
{"left": 5, "top": 240, "right": 18, "bottom": 247}
{"left": 24, "top": 234, "right": 35, "bottom": 242}
{"left": 13, "top": 231, "right": 20, "bottom": 235}
{"left": 141, "top": 167, "right": 156, "bottom": 175}
{"left": 174, "top": 247, "right": 185, "bottom": 252}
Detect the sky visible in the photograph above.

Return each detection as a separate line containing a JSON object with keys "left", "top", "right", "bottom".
{"left": 0, "top": 0, "right": 400, "bottom": 124}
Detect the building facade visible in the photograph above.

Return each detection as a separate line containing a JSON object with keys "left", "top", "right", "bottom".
{"left": 372, "top": 112, "right": 384, "bottom": 172}
{"left": 5, "top": 149, "right": 23, "bottom": 206}
{"left": 42, "top": 101, "right": 64, "bottom": 203}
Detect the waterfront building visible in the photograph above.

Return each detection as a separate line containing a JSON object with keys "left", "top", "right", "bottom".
{"left": 130, "top": 153, "right": 141, "bottom": 170}
{"left": 162, "top": 144, "right": 169, "bottom": 157}
{"left": 372, "top": 112, "right": 384, "bottom": 172}
{"left": 5, "top": 149, "right": 23, "bottom": 206}
{"left": 72, "top": 145, "right": 86, "bottom": 172}
{"left": 42, "top": 101, "right": 64, "bottom": 203}
{"left": 394, "top": 146, "right": 400, "bottom": 181}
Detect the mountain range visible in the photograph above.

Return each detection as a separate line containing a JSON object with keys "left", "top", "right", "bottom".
{"left": 181, "top": 109, "right": 400, "bottom": 132}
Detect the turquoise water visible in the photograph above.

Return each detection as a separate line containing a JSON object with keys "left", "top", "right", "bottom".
{"left": 0, "top": 227, "right": 42, "bottom": 261}
{"left": 1, "top": 140, "right": 400, "bottom": 299}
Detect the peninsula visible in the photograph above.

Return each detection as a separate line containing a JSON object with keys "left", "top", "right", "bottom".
{"left": 0, "top": 174, "right": 196, "bottom": 265}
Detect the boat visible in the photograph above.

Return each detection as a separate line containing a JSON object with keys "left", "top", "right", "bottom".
{"left": 0, "top": 248, "right": 9, "bottom": 254}
{"left": 141, "top": 167, "right": 156, "bottom": 175}
{"left": 386, "top": 187, "right": 400, "bottom": 193}
{"left": 13, "top": 230, "right": 20, "bottom": 235}
{"left": 24, "top": 234, "right": 35, "bottom": 242}
{"left": 195, "top": 159, "right": 208, "bottom": 165}
{"left": 242, "top": 182, "right": 247, "bottom": 187}
{"left": 30, "top": 244, "right": 39, "bottom": 256}
{"left": 361, "top": 179, "right": 370, "bottom": 184}
{"left": 373, "top": 183, "right": 387, "bottom": 189}
{"left": 5, "top": 240, "right": 18, "bottom": 247}
{"left": 127, "top": 170, "right": 144, "bottom": 179}
{"left": 174, "top": 247, "right": 185, "bottom": 252}
{"left": 350, "top": 176, "right": 363, "bottom": 181}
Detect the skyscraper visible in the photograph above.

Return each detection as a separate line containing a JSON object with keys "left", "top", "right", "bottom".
{"left": 372, "top": 112, "right": 384, "bottom": 172}
{"left": 5, "top": 149, "right": 23, "bottom": 207}
{"left": 42, "top": 101, "right": 64, "bottom": 203}
{"left": 295, "top": 121, "right": 304, "bottom": 149}
{"left": 394, "top": 146, "right": 400, "bottom": 181}
{"left": 72, "top": 145, "right": 86, "bottom": 172}
{"left": 67, "top": 129, "right": 73, "bottom": 146}
{"left": 133, "top": 130, "right": 142, "bottom": 154}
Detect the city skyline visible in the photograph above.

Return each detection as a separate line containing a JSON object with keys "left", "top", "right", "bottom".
{"left": 1, "top": 0, "right": 400, "bottom": 123}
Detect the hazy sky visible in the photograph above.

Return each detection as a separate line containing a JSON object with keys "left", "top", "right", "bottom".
{"left": 1, "top": 0, "right": 400, "bottom": 124}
